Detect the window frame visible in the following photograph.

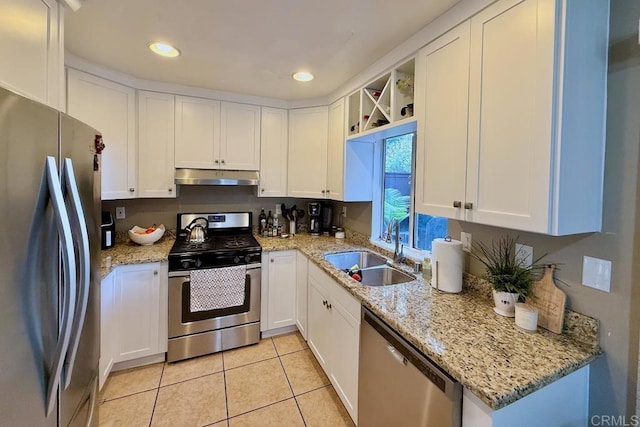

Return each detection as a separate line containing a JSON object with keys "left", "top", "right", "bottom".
{"left": 370, "top": 131, "right": 432, "bottom": 261}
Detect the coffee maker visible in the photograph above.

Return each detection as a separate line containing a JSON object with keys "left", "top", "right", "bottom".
{"left": 308, "top": 202, "right": 321, "bottom": 235}
{"left": 321, "top": 202, "right": 333, "bottom": 235}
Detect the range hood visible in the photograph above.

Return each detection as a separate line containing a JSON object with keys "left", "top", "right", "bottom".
{"left": 175, "top": 169, "right": 259, "bottom": 186}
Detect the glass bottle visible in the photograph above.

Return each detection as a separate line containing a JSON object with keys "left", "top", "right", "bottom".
{"left": 258, "top": 208, "right": 267, "bottom": 235}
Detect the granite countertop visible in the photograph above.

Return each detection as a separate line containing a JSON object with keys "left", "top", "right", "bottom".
{"left": 256, "top": 233, "right": 601, "bottom": 410}
{"left": 100, "top": 231, "right": 175, "bottom": 278}
{"left": 101, "top": 230, "right": 601, "bottom": 410}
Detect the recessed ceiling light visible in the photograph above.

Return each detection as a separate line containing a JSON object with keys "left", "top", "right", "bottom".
{"left": 148, "top": 42, "right": 180, "bottom": 58}
{"left": 292, "top": 71, "right": 314, "bottom": 82}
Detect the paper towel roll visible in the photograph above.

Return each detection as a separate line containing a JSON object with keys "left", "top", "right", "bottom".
{"left": 431, "top": 237, "right": 463, "bottom": 293}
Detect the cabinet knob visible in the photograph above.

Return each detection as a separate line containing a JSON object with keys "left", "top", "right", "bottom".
{"left": 129, "top": 188, "right": 135, "bottom": 192}
{"left": 321, "top": 190, "right": 326, "bottom": 194}
{"left": 326, "top": 189, "right": 331, "bottom": 194}
{"left": 270, "top": 259, "right": 274, "bottom": 263}
{"left": 221, "top": 160, "right": 225, "bottom": 164}
{"left": 453, "top": 201, "right": 462, "bottom": 208}
{"left": 261, "top": 188, "right": 265, "bottom": 193}
{"left": 168, "top": 188, "right": 173, "bottom": 192}
{"left": 464, "top": 202, "right": 473, "bottom": 210}
{"left": 215, "top": 160, "right": 219, "bottom": 164}
{"left": 327, "top": 302, "right": 332, "bottom": 310}
{"left": 153, "top": 271, "right": 158, "bottom": 275}
{"left": 322, "top": 300, "right": 327, "bottom": 306}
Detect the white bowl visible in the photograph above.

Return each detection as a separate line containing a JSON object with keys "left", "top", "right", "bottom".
{"left": 128, "top": 224, "right": 165, "bottom": 245}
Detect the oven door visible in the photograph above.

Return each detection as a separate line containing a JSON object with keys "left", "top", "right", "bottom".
{"left": 168, "top": 263, "right": 261, "bottom": 338}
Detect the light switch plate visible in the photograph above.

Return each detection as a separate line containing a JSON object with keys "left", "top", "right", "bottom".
{"left": 582, "top": 256, "right": 612, "bottom": 292}
{"left": 342, "top": 206, "right": 347, "bottom": 218}
{"left": 115, "top": 207, "right": 125, "bottom": 219}
{"left": 515, "top": 244, "right": 533, "bottom": 267}
{"left": 461, "top": 232, "right": 472, "bottom": 253}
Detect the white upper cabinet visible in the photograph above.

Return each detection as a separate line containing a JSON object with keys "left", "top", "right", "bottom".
{"left": 137, "top": 91, "right": 176, "bottom": 198}
{"left": 287, "top": 106, "right": 329, "bottom": 198}
{"left": 415, "top": 22, "right": 470, "bottom": 220}
{"left": 327, "top": 99, "right": 345, "bottom": 201}
{"left": 175, "top": 97, "right": 260, "bottom": 170}
{"left": 259, "top": 107, "right": 288, "bottom": 197}
{"left": 175, "top": 95, "right": 220, "bottom": 169}
{"left": 220, "top": 102, "right": 261, "bottom": 170}
{"left": 415, "top": 0, "right": 608, "bottom": 235}
{"left": 0, "top": 0, "right": 63, "bottom": 109}
{"left": 67, "top": 69, "right": 137, "bottom": 200}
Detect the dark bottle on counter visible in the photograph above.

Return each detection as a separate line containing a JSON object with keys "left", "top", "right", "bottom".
{"left": 259, "top": 208, "right": 267, "bottom": 235}
{"left": 267, "top": 211, "right": 274, "bottom": 236}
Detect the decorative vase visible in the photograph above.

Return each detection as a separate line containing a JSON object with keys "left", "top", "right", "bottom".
{"left": 492, "top": 290, "right": 519, "bottom": 317}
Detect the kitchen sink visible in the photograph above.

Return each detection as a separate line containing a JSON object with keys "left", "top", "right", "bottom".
{"left": 323, "top": 251, "right": 387, "bottom": 270}
{"left": 323, "top": 251, "right": 414, "bottom": 286}
{"left": 358, "top": 265, "right": 414, "bottom": 286}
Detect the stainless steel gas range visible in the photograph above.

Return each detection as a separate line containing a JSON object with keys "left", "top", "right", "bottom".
{"left": 167, "top": 212, "right": 261, "bottom": 362}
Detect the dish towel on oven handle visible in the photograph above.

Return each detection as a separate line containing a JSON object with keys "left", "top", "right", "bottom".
{"left": 190, "top": 266, "right": 247, "bottom": 312}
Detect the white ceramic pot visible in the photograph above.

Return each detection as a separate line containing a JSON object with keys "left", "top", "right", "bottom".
{"left": 492, "top": 290, "right": 519, "bottom": 317}
{"left": 515, "top": 303, "right": 538, "bottom": 332}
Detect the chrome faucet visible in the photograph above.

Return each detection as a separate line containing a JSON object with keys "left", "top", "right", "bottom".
{"left": 390, "top": 219, "right": 404, "bottom": 264}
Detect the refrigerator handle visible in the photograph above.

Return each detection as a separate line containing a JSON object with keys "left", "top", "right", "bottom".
{"left": 61, "top": 158, "right": 91, "bottom": 389}
{"left": 41, "top": 157, "right": 77, "bottom": 416}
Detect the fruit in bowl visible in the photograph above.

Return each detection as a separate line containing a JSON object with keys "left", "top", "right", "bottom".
{"left": 128, "top": 224, "right": 165, "bottom": 245}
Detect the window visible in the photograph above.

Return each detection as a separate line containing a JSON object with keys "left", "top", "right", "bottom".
{"left": 379, "top": 132, "right": 447, "bottom": 252}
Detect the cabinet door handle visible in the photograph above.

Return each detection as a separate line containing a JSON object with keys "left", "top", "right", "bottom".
{"left": 464, "top": 202, "right": 473, "bottom": 210}
{"left": 129, "top": 188, "right": 135, "bottom": 192}
{"left": 322, "top": 300, "right": 327, "bottom": 307}
{"left": 327, "top": 303, "right": 332, "bottom": 310}
{"left": 453, "top": 201, "right": 462, "bottom": 208}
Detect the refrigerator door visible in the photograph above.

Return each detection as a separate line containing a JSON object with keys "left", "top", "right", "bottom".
{"left": 0, "top": 87, "right": 60, "bottom": 426}
{"left": 59, "top": 113, "right": 101, "bottom": 427}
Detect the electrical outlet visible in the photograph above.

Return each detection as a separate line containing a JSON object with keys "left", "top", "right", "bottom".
{"left": 461, "top": 232, "right": 472, "bottom": 252}
{"left": 582, "top": 256, "right": 612, "bottom": 292}
{"left": 515, "top": 244, "right": 533, "bottom": 267}
{"left": 342, "top": 206, "right": 347, "bottom": 218}
{"left": 115, "top": 207, "right": 125, "bottom": 219}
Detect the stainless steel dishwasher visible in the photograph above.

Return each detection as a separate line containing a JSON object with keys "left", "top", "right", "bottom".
{"left": 358, "top": 308, "right": 462, "bottom": 426}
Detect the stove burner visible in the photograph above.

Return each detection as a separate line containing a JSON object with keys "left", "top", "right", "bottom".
{"left": 218, "top": 235, "right": 256, "bottom": 249}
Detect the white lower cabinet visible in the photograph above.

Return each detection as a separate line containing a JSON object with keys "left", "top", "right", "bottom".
{"left": 100, "top": 262, "right": 167, "bottom": 384}
{"left": 262, "top": 251, "right": 297, "bottom": 331}
{"left": 307, "top": 262, "right": 360, "bottom": 424}
{"left": 99, "top": 270, "right": 116, "bottom": 389}
{"left": 295, "top": 252, "right": 309, "bottom": 340}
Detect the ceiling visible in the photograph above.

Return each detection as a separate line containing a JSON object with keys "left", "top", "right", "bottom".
{"left": 64, "top": 0, "right": 461, "bottom": 101}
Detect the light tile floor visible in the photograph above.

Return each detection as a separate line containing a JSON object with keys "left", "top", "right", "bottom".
{"left": 99, "top": 332, "right": 354, "bottom": 427}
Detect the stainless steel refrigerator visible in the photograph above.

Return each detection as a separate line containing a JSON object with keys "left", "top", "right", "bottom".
{"left": 0, "top": 86, "right": 101, "bottom": 426}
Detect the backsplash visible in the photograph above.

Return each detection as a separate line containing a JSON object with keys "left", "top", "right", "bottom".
{"left": 102, "top": 186, "right": 315, "bottom": 232}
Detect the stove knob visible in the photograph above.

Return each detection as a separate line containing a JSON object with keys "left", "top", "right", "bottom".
{"left": 245, "top": 255, "right": 251, "bottom": 263}
{"left": 181, "top": 260, "right": 191, "bottom": 269}
{"left": 233, "top": 256, "right": 240, "bottom": 264}
{"left": 195, "top": 259, "right": 203, "bottom": 268}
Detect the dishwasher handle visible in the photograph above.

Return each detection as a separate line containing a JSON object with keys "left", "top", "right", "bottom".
{"left": 363, "top": 307, "right": 461, "bottom": 400}
{"left": 386, "top": 344, "right": 408, "bottom": 366}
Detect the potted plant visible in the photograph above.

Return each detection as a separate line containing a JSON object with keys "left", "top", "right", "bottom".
{"left": 470, "top": 236, "right": 542, "bottom": 317}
